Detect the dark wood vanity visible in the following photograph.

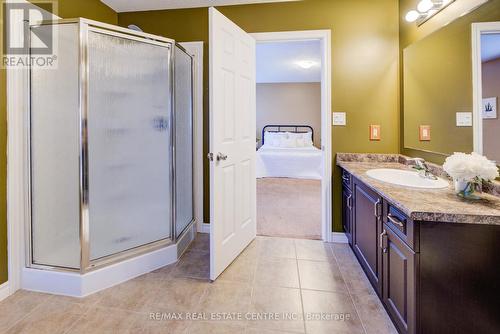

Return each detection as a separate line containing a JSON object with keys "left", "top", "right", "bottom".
{"left": 341, "top": 168, "right": 500, "bottom": 334}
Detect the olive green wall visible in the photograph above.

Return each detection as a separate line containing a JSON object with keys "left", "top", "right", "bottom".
{"left": 399, "top": 0, "right": 500, "bottom": 163}
{"left": 50, "top": 0, "right": 118, "bottom": 23}
{"left": 0, "top": 0, "right": 117, "bottom": 285}
{"left": 119, "top": 0, "right": 401, "bottom": 232}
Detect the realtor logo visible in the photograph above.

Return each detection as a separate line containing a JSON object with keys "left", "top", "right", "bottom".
{"left": 2, "top": 0, "right": 57, "bottom": 68}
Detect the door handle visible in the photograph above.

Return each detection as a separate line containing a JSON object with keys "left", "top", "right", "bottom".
{"left": 379, "top": 230, "right": 388, "bottom": 253}
{"left": 216, "top": 152, "right": 228, "bottom": 161}
{"left": 347, "top": 194, "right": 352, "bottom": 209}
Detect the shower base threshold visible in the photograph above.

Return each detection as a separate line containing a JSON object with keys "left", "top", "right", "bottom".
{"left": 21, "top": 243, "right": 178, "bottom": 297}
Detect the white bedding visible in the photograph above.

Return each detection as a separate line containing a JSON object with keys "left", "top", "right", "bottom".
{"left": 256, "top": 145, "right": 323, "bottom": 180}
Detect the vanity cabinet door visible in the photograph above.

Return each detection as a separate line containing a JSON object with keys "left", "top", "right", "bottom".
{"left": 342, "top": 185, "right": 353, "bottom": 245}
{"left": 352, "top": 178, "right": 383, "bottom": 294}
{"left": 382, "top": 224, "right": 417, "bottom": 334}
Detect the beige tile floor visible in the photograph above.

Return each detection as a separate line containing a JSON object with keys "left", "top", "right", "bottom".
{"left": 0, "top": 234, "right": 397, "bottom": 334}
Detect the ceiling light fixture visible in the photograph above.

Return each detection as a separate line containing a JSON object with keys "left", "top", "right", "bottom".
{"left": 405, "top": 0, "right": 456, "bottom": 26}
{"left": 296, "top": 60, "right": 316, "bottom": 69}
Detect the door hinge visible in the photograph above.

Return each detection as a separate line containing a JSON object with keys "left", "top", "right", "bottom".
{"left": 207, "top": 152, "right": 214, "bottom": 161}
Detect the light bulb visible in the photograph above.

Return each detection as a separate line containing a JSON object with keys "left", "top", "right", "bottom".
{"left": 405, "top": 10, "right": 420, "bottom": 23}
{"left": 296, "top": 60, "right": 316, "bottom": 69}
{"left": 417, "top": 0, "right": 434, "bottom": 13}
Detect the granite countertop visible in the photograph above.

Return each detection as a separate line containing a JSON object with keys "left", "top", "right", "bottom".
{"left": 337, "top": 155, "right": 500, "bottom": 226}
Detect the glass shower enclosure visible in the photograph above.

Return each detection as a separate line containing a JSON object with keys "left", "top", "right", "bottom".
{"left": 29, "top": 19, "right": 194, "bottom": 273}
{"left": 174, "top": 44, "right": 195, "bottom": 239}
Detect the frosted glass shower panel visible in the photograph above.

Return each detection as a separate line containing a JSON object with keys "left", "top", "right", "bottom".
{"left": 87, "top": 30, "right": 173, "bottom": 260}
{"left": 30, "top": 23, "right": 81, "bottom": 269}
{"left": 175, "top": 46, "right": 194, "bottom": 237}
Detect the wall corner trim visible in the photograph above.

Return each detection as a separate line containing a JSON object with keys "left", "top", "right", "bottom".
{"left": 0, "top": 282, "right": 11, "bottom": 302}
{"left": 331, "top": 232, "right": 348, "bottom": 243}
{"left": 198, "top": 223, "right": 211, "bottom": 234}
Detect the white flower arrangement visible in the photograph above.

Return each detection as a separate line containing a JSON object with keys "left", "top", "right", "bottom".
{"left": 443, "top": 152, "right": 499, "bottom": 198}
{"left": 443, "top": 152, "right": 499, "bottom": 181}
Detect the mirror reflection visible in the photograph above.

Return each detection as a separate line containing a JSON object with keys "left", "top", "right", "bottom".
{"left": 481, "top": 33, "right": 500, "bottom": 163}
{"left": 403, "top": 2, "right": 500, "bottom": 163}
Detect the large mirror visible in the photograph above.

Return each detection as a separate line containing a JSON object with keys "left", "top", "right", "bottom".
{"left": 403, "top": 0, "right": 500, "bottom": 163}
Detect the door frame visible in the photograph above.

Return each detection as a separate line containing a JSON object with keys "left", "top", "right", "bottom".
{"left": 472, "top": 22, "right": 500, "bottom": 154}
{"left": 251, "top": 30, "right": 333, "bottom": 242}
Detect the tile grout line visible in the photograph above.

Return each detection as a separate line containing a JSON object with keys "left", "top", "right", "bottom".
{"left": 245, "top": 240, "right": 260, "bottom": 331}
{"left": 61, "top": 302, "right": 95, "bottom": 334}
{"left": 183, "top": 278, "right": 211, "bottom": 333}
{"left": 2, "top": 293, "right": 57, "bottom": 333}
{"left": 246, "top": 237, "right": 266, "bottom": 331}
{"left": 294, "top": 239, "right": 308, "bottom": 334}
{"left": 178, "top": 234, "right": 212, "bottom": 333}
{"left": 328, "top": 243, "right": 368, "bottom": 334}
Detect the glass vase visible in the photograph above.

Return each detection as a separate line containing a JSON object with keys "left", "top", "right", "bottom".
{"left": 453, "top": 178, "right": 481, "bottom": 200}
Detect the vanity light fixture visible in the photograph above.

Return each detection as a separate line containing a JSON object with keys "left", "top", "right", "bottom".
{"left": 417, "top": 0, "right": 434, "bottom": 13}
{"left": 406, "top": 10, "right": 420, "bottom": 23}
{"left": 405, "top": 0, "right": 456, "bottom": 26}
{"left": 296, "top": 60, "right": 316, "bottom": 69}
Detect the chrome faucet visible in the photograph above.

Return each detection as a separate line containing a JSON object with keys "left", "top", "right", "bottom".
{"left": 410, "top": 158, "right": 438, "bottom": 180}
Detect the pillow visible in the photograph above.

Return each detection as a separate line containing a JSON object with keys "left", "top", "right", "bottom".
{"left": 270, "top": 137, "right": 282, "bottom": 147}
{"left": 303, "top": 132, "right": 313, "bottom": 147}
{"left": 287, "top": 132, "right": 304, "bottom": 139}
{"left": 286, "top": 132, "right": 313, "bottom": 147}
{"left": 263, "top": 131, "right": 276, "bottom": 145}
{"left": 264, "top": 131, "right": 287, "bottom": 147}
{"left": 295, "top": 137, "right": 306, "bottom": 147}
{"left": 280, "top": 136, "right": 297, "bottom": 148}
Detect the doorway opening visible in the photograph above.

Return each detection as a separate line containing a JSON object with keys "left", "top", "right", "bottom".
{"left": 208, "top": 8, "right": 332, "bottom": 280}
{"left": 255, "top": 40, "right": 323, "bottom": 240}
{"left": 252, "top": 31, "right": 332, "bottom": 243}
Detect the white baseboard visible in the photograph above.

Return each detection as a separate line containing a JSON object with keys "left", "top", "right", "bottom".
{"left": 198, "top": 222, "right": 210, "bottom": 234}
{"left": 22, "top": 243, "right": 178, "bottom": 298}
{"left": 0, "top": 282, "right": 11, "bottom": 302}
{"left": 331, "top": 232, "right": 348, "bottom": 243}
{"left": 198, "top": 222, "right": 344, "bottom": 244}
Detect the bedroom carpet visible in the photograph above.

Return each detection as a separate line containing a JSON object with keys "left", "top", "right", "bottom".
{"left": 257, "top": 177, "right": 322, "bottom": 240}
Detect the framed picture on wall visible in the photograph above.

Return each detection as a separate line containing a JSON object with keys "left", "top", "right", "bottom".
{"left": 482, "top": 97, "right": 497, "bottom": 119}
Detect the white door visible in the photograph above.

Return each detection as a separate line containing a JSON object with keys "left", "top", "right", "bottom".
{"left": 209, "top": 7, "right": 256, "bottom": 281}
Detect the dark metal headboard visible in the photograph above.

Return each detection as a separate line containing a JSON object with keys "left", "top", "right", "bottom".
{"left": 262, "top": 125, "right": 314, "bottom": 145}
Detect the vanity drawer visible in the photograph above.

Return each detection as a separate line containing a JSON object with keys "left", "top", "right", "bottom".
{"left": 341, "top": 169, "right": 352, "bottom": 189}
{"left": 384, "top": 204, "right": 418, "bottom": 251}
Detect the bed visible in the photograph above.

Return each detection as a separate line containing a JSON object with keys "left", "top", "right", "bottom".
{"left": 256, "top": 125, "right": 323, "bottom": 180}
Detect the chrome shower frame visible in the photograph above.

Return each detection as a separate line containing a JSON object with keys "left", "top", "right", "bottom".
{"left": 172, "top": 42, "right": 196, "bottom": 244}
{"left": 26, "top": 18, "right": 179, "bottom": 274}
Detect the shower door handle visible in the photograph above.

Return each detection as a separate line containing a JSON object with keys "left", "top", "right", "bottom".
{"left": 216, "top": 152, "right": 228, "bottom": 162}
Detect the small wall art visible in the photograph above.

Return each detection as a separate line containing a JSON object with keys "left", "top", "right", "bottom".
{"left": 482, "top": 97, "right": 497, "bottom": 119}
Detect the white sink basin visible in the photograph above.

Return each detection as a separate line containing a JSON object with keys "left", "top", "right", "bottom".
{"left": 366, "top": 169, "right": 449, "bottom": 189}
